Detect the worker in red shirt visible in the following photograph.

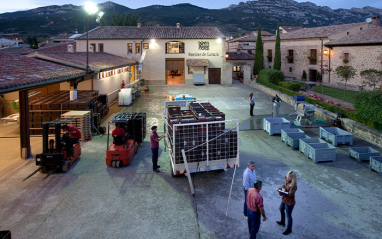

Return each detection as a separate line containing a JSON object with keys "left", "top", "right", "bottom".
{"left": 62, "top": 125, "right": 81, "bottom": 156}
{"left": 112, "top": 124, "right": 126, "bottom": 137}
{"left": 247, "top": 180, "right": 267, "bottom": 239}
{"left": 121, "top": 80, "right": 125, "bottom": 89}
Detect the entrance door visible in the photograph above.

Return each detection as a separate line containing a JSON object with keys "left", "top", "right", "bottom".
{"left": 208, "top": 68, "right": 221, "bottom": 84}
{"left": 166, "top": 58, "right": 185, "bottom": 85}
{"left": 309, "top": 69, "right": 317, "bottom": 82}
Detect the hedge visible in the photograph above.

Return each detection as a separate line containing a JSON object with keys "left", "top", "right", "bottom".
{"left": 278, "top": 82, "right": 301, "bottom": 92}
{"left": 354, "top": 90, "right": 382, "bottom": 131}
{"left": 258, "top": 69, "right": 284, "bottom": 85}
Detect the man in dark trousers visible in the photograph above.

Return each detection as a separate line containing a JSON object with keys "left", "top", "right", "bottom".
{"left": 150, "top": 125, "right": 165, "bottom": 172}
{"left": 112, "top": 124, "right": 126, "bottom": 145}
{"left": 247, "top": 180, "right": 267, "bottom": 239}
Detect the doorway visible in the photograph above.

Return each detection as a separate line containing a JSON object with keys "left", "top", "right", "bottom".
{"left": 166, "top": 58, "right": 185, "bottom": 85}
{"left": 208, "top": 68, "right": 221, "bottom": 84}
{"left": 309, "top": 69, "right": 317, "bottom": 82}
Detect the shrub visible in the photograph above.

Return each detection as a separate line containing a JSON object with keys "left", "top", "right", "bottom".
{"left": 278, "top": 82, "right": 301, "bottom": 91}
{"left": 354, "top": 90, "right": 382, "bottom": 131}
{"left": 302, "top": 70, "right": 307, "bottom": 80}
{"left": 258, "top": 69, "right": 284, "bottom": 85}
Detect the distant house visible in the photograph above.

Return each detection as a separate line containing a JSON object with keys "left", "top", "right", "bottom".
{"left": 263, "top": 17, "right": 381, "bottom": 88}
{"left": 0, "top": 38, "right": 18, "bottom": 48}
{"left": 53, "top": 33, "right": 82, "bottom": 43}
{"left": 226, "top": 31, "right": 274, "bottom": 55}
{"left": 225, "top": 51, "right": 255, "bottom": 83}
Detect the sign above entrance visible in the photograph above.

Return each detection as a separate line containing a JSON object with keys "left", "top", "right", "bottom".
{"left": 188, "top": 52, "right": 220, "bottom": 57}
{"left": 199, "top": 41, "right": 209, "bottom": 50}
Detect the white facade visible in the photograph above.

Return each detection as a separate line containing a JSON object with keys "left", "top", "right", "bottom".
{"left": 76, "top": 34, "right": 228, "bottom": 85}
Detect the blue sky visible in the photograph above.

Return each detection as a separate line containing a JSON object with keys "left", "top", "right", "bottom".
{"left": 0, "top": 0, "right": 381, "bottom": 14}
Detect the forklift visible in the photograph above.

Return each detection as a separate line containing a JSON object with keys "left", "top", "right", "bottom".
{"left": 23, "top": 119, "right": 81, "bottom": 181}
{"left": 106, "top": 113, "right": 145, "bottom": 168}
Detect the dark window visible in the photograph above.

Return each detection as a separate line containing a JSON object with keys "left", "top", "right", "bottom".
{"left": 166, "top": 41, "right": 185, "bottom": 54}
{"left": 135, "top": 43, "right": 141, "bottom": 54}
{"left": 267, "top": 49, "right": 272, "bottom": 62}
{"left": 287, "top": 50, "right": 294, "bottom": 64}
{"left": 309, "top": 49, "right": 317, "bottom": 65}
{"left": 309, "top": 69, "right": 317, "bottom": 81}
{"left": 98, "top": 43, "right": 104, "bottom": 52}
{"left": 347, "top": 32, "right": 350, "bottom": 35}
{"left": 289, "top": 67, "right": 293, "bottom": 72}
{"left": 143, "top": 43, "right": 149, "bottom": 49}
{"left": 127, "top": 43, "right": 132, "bottom": 54}
{"left": 344, "top": 53, "right": 349, "bottom": 60}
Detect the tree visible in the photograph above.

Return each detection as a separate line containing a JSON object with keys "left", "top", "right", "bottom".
{"left": 253, "top": 25, "right": 264, "bottom": 76}
{"left": 273, "top": 24, "right": 281, "bottom": 70}
{"left": 335, "top": 65, "right": 357, "bottom": 100}
{"left": 25, "top": 37, "right": 38, "bottom": 49}
{"left": 360, "top": 69, "right": 382, "bottom": 90}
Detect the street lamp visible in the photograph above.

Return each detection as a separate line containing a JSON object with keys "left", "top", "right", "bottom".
{"left": 84, "top": 1, "right": 98, "bottom": 73}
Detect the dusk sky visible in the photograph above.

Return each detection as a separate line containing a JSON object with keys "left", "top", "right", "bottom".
{"left": 1, "top": 0, "right": 381, "bottom": 14}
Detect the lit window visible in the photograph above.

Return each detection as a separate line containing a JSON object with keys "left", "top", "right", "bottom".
{"left": 135, "top": 43, "right": 140, "bottom": 54}
{"left": 166, "top": 41, "right": 185, "bottom": 54}
{"left": 127, "top": 43, "right": 132, "bottom": 54}
{"left": 143, "top": 43, "right": 149, "bottom": 49}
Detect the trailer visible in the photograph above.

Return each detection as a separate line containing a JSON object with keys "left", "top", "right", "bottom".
{"left": 164, "top": 99, "right": 239, "bottom": 176}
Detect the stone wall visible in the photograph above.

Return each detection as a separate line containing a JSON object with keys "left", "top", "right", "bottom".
{"left": 247, "top": 81, "right": 382, "bottom": 147}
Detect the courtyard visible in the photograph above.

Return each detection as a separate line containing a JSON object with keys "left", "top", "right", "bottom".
{"left": 0, "top": 83, "right": 381, "bottom": 239}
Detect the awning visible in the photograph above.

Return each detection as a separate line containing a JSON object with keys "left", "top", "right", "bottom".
{"left": 186, "top": 59, "right": 209, "bottom": 67}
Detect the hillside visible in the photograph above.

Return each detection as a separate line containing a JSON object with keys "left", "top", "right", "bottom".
{"left": 0, "top": 0, "right": 381, "bottom": 37}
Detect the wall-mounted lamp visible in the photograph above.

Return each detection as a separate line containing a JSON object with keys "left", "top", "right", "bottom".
{"left": 225, "top": 54, "right": 229, "bottom": 58}
{"left": 323, "top": 50, "right": 329, "bottom": 55}
{"left": 150, "top": 39, "right": 156, "bottom": 44}
{"left": 217, "top": 37, "right": 222, "bottom": 44}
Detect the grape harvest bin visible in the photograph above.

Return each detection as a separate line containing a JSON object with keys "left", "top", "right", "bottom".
{"left": 281, "top": 128, "right": 309, "bottom": 150}
{"left": 263, "top": 118, "right": 291, "bottom": 136}
{"left": 370, "top": 156, "right": 382, "bottom": 176}
{"left": 299, "top": 138, "right": 326, "bottom": 155}
{"left": 305, "top": 143, "right": 336, "bottom": 163}
{"left": 319, "top": 127, "right": 353, "bottom": 146}
{"left": 349, "top": 147, "right": 380, "bottom": 162}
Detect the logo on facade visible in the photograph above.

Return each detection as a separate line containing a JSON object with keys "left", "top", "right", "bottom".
{"left": 198, "top": 41, "right": 210, "bottom": 51}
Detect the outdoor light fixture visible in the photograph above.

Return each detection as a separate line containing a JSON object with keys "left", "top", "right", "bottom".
{"left": 217, "top": 37, "right": 222, "bottom": 43}
{"left": 151, "top": 39, "right": 156, "bottom": 44}
{"left": 323, "top": 50, "right": 329, "bottom": 55}
{"left": 84, "top": 1, "right": 98, "bottom": 73}
{"left": 225, "top": 54, "right": 229, "bottom": 58}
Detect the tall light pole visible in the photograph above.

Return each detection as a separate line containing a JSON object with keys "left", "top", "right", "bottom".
{"left": 84, "top": 1, "right": 98, "bottom": 74}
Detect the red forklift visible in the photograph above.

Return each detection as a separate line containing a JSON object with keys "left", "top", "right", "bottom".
{"left": 23, "top": 119, "right": 81, "bottom": 181}
{"left": 106, "top": 113, "right": 145, "bottom": 168}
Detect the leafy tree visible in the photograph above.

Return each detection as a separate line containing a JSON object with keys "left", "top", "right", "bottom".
{"left": 25, "top": 37, "right": 38, "bottom": 49}
{"left": 335, "top": 65, "right": 357, "bottom": 100}
{"left": 253, "top": 25, "right": 264, "bottom": 76}
{"left": 360, "top": 69, "right": 382, "bottom": 90}
{"left": 273, "top": 24, "right": 281, "bottom": 70}
{"left": 316, "top": 71, "right": 322, "bottom": 82}
{"left": 232, "top": 34, "right": 239, "bottom": 38}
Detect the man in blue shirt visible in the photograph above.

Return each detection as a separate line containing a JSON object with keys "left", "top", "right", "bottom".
{"left": 243, "top": 160, "right": 257, "bottom": 219}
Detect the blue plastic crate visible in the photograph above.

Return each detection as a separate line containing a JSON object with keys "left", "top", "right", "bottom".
{"left": 281, "top": 128, "right": 304, "bottom": 143}
{"left": 319, "top": 127, "right": 353, "bottom": 146}
{"left": 263, "top": 118, "right": 291, "bottom": 136}
{"left": 286, "top": 133, "right": 310, "bottom": 150}
{"left": 370, "top": 156, "right": 382, "bottom": 176}
{"left": 299, "top": 138, "right": 326, "bottom": 155}
{"left": 306, "top": 142, "right": 336, "bottom": 164}
{"left": 349, "top": 147, "right": 380, "bottom": 162}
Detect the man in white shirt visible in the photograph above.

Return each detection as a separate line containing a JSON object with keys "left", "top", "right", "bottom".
{"left": 243, "top": 160, "right": 257, "bottom": 219}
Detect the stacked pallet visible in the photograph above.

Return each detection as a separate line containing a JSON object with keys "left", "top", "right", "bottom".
{"left": 61, "top": 111, "right": 92, "bottom": 141}
{"left": 29, "top": 90, "right": 109, "bottom": 135}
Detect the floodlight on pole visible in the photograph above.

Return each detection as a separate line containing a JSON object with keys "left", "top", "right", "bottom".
{"left": 84, "top": 1, "right": 98, "bottom": 73}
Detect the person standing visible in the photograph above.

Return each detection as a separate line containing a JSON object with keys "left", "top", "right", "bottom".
{"left": 249, "top": 93, "right": 255, "bottom": 116}
{"left": 243, "top": 161, "right": 257, "bottom": 219}
{"left": 121, "top": 80, "right": 125, "bottom": 89}
{"left": 246, "top": 180, "right": 267, "bottom": 239}
{"left": 276, "top": 170, "right": 298, "bottom": 235}
{"left": 272, "top": 94, "right": 282, "bottom": 117}
{"left": 150, "top": 125, "right": 165, "bottom": 172}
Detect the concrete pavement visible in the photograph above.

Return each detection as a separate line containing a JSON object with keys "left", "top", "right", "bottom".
{"left": 0, "top": 83, "right": 381, "bottom": 239}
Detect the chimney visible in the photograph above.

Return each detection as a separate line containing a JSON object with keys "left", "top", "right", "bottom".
{"left": 137, "top": 23, "right": 141, "bottom": 28}
{"left": 371, "top": 16, "right": 381, "bottom": 26}
{"left": 176, "top": 23, "right": 180, "bottom": 28}
{"left": 67, "top": 44, "right": 74, "bottom": 53}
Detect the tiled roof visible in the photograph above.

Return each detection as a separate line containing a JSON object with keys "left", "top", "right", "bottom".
{"left": 226, "top": 52, "right": 254, "bottom": 60}
{"left": 280, "top": 26, "right": 302, "bottom": 32}
{"left": 76, "top": 26, "right": 224, "bottom": 40}
{"left": 32, "top": 52, "right": 138, "bottom": 71}
{"left": 325, "top": 26, "right": 382, "bottom": 46}
{"left": 265, "top": 22, "right": 368, "bottom": 41}
{"left": 227, "top": 31, "right": 274, "bottom": 43}
{"left": 0, "top": 52, "right": 85, "bottom": 93}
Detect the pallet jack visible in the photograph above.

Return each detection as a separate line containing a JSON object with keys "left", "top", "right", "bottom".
{"left": 23, "top": 119, "right": 81, "bottom": 181}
